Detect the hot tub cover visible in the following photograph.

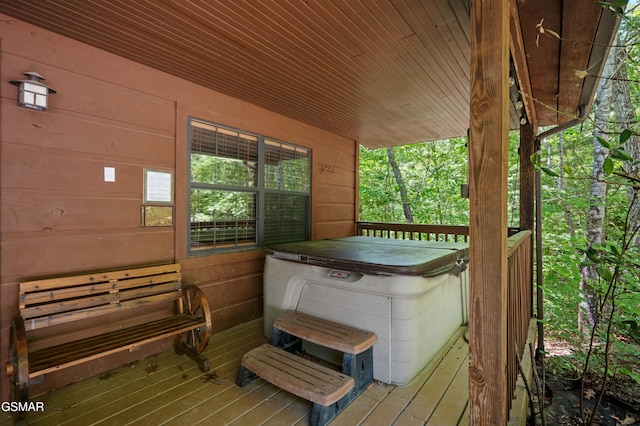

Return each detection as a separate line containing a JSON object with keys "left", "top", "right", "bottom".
{"left": 266, "top": 236, "right": 469, "bottom": 276}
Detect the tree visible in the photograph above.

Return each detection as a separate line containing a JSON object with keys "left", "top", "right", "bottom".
{"left": 612, "top": 37, "right": 640, "bottom": 250}
{"left": 386, "top": 147, "right": 414, "bottom": 223}
{"left": 579, "top": 48, "right": 616, "bottom": 334}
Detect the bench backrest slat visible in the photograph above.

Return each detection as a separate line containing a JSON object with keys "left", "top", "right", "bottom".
{"left": 19, "top": 263, "right": 183, "bottom": 332}
{"left": 20, "top": 272, "right": 182, "bottom": 307}
{"left": 21, "top": 281, "right": 182, "bottom": 320}
{"left": 20, "top": 264, "right": 181, "bottom": 293}
{"left": 23, "top": 291, "right": 182, "bottom": 331}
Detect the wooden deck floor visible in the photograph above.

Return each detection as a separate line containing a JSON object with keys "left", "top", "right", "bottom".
{"left": 1, "top": 319, "right": 470, "bottom": 425}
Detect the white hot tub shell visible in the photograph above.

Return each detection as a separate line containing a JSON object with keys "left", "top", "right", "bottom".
{"left": 263, "top": 236, "right": 469, "bottom": 385}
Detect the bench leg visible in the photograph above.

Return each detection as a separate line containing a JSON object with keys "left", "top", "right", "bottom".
{"left": 175, "top": 339, "right": 210, "bottom": 372}
{"left": 342, "top": 347, "right": 374, "bottom": 395}
{"left": 236, "top": 365, "right": 258, "bottom": 387}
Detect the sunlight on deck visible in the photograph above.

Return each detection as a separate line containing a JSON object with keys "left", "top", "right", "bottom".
{"left": 1, "top": 319, "right": 469, "bottom": 425}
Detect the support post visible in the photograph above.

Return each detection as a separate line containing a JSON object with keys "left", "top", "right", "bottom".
{"left": 519, "top": 122, "right": 536, "bottom": 231}
{"left": 469, "top": 0, "right": 510, "bottom": 424}
{"left": 520, "top": 122, "right": 537, "bottom": 328}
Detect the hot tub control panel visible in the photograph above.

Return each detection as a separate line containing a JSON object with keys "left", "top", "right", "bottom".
{"left": 329, "top": 270, "right": 351, "bottom": 279}
{"left": 310, "top": 265, "right": 363, "bottom": 282}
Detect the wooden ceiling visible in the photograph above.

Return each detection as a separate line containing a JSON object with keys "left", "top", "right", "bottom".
{"left": 0, "top": 1, "right": 619, "bottom": 148}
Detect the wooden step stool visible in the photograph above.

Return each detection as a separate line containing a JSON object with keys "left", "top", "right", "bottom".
{"left": 272, "top": 311, "right": 377, "bottom": 396}
{"left": 236, "top": 311, "right": 377, "bottom": 426}
{"left": 236, "top": 343, "right": 354, "bottom": 425}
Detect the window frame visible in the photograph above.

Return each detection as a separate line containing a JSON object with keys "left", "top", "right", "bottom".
{"left": 187, "top": 117, "right": 311, "bottom": 256}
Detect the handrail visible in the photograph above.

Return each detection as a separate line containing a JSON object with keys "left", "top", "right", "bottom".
{"left": 506, "top": 230, "right": 533, "bottom": 415}
{"left": 507, "top": 230, "right": 532, "bottom": 256}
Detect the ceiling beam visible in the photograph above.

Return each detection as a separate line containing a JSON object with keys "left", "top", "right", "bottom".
{"left": 509, "top": 0, "right": 538, "bottom": 131}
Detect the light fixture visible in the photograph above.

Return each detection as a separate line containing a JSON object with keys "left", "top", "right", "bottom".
{"left": 9, "top": 71, "right": 56, "bottom": 111}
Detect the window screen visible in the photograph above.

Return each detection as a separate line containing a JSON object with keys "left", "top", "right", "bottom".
{"left": 264, "top": 193, "right": 309, "bottom": 245}
{"left": 189, "top": 118, "right": 310, "bottom": 254}
{"left": 264, "top": 139, "right": 310, "bottom": 192}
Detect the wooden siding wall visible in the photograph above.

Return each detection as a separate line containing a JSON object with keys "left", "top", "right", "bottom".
{"left": 0, "top": 16, "right": 357, "bottom": 401}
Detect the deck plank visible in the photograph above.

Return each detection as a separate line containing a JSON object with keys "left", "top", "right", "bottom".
{"left": 108, "top": 331, "right": 268, "bottom": 424}
{"left": 30, "top": 319, "right": 262, "bottom": 417}
{"left": 356, "top": 327, "right": 468, "bottom": 424}
{"left": 24, "top": 320, "right": 266, "bottom": 426}
{"left": 403, "top": 342, "right": 468, "bottom": 420}
{"left": 229, "top": 387, "right": 300, "bottom": 425}
{"left": 0, "top": 321, "right": 507, "bottom": 426}
{"left": 458, "top": 404, "right": 470, "bottom": 425}
{"left": 260, "top": 397, "right": 311, "bottom": 426}
{"left": 30, "top": 351, "right": 193, "bottom": 425}
{"left": 159, "top": 380, "right": 268, "bottom": 425}
{"left": 93, "top": 337, "right": 267, "bottom": 424}
{"left": 330, "top": 393, "right": 378, "bottom": 425}
{"left": 426, "top": 355, "right": 469, "bottom": 424}
{"left": 193, "top": 381, "right": 285, "bottom": 425}
{"left": 359, "top": 398, "right": 405, "bottom": 426}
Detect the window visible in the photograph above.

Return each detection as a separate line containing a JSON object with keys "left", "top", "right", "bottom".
{"left": 189, "top": 118, "right": 310, "bottom": 254}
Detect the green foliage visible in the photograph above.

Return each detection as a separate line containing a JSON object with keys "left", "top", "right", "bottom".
{"left": 540, "top": 120, "right": 640, "bottom": 423}
{"left": 359, "top": 138, "right": 471, "bottom": 224}
{"left": 359, "top": 135, "right": 522, "bottom": 226}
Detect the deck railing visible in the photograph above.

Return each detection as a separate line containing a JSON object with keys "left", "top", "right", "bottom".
{"left": 506, "top": 230, "right": 533, "bottom": 414}
{"left": 355, "top": 221, "right": 534, "bottom": 418}
{"left": 355, "top": 221, "right": 470, "bottom": 242}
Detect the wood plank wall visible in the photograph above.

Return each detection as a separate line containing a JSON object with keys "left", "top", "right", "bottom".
{"left": 0, "top": 15, "right": 356, "bottom": 400}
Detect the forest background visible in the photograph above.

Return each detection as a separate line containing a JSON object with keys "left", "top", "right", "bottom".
{"left": 359, "top": 3, "right": 639, "bottom": 422}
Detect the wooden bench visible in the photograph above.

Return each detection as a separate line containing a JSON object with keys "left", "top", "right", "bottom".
{"left": 5, "top": 263, "right": 212, "bottom": 420}
{"left": 236, "top": 311, "right": 376, "bottom": 426}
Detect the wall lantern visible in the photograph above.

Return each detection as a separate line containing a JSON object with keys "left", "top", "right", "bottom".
{"left": 9, "top": 71, "right": 56, "bottom": 111}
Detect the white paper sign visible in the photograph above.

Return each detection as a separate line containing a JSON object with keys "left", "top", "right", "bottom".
{"left": 145, "top": 169, "right": 173, "bottom": 203}
{"left": 104, "top": 167, "right": 116, "bottom": 182}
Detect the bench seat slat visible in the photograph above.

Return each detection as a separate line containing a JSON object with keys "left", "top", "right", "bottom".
{"left": 23, "top": 292, "right": 182, "bottom": 331}
{"left": 240, "top": 343, "right": 354, "bottom": 406}
{"left": 20, "top": 272, "right": 182, "bottom": 306}
{"left": 29, "top": 315, "right": 205, "bottom": 377}
{"left": 273, "top": 311, "right": 377, "bottom": 354}
{"left": 30, "top": 316, "right": 197, "bottom": 368}
{"left": 19, "top": 264, "right": 181, "bottom": 292}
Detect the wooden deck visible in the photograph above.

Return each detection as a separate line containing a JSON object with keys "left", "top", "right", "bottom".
{"left": 1, "top": 319, "right": 470, "bottom": 425}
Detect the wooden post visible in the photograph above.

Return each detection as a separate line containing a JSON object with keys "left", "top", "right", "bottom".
{"left": 469, "top": 0, "right": 510, "bottom": 424}
{"left": 519, "top": 122, "right": 536, "bottom": 231}
{"left": 520, "top": 121, "right": 538, "bottom": 346}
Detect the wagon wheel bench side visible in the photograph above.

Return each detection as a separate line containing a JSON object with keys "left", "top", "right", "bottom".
{"left": 5, "top": 263, "right": 212, "bottom": 421}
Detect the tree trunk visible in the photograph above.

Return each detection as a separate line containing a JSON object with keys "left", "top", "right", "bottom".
{"left": 559, "top": 133, "right": 576, "bottom": 237}
{"left": 386, "top": 147, "right": 414, "bottom": 223}
{"left": 579, "top": 49, "right": 615, "bottom": 334}
{"left": 545, "top": 133, "right": 576, "bottom": 237}
{"left": 612, "top": 40, "right": 640, "bottom": 249}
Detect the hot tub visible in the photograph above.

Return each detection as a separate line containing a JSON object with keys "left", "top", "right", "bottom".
{"left": 263, "top": 236, "right": 469, "bottom": 385}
